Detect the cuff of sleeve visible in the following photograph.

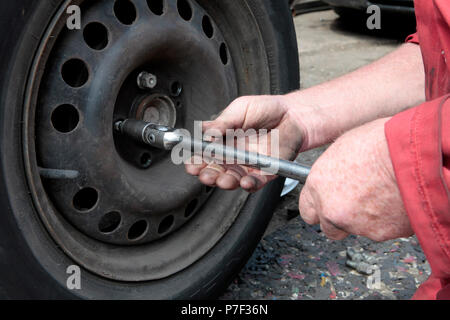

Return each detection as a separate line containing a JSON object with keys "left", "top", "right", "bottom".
{"left": 385, "top": 96, "right": 450, "bottom": 282}
{"left": 406, "top": 32, "right": 419, "bottom": 44}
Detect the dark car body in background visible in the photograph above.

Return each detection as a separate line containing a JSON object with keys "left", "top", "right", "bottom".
{"left": 323, "top": 0, "right": 414, "bottom": 15}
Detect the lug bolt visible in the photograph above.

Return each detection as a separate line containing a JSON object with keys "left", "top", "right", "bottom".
{"left": 137, "top": 72, "right": 157, "bottom": 90}
{"left": 114, "top": 120, "right": 124, "bottom": 132}
{"left": 170, "top": 81, "right": 182, "bottom": 97}
{"left": 140, "top": 152, "right": 152, "bottom": 169}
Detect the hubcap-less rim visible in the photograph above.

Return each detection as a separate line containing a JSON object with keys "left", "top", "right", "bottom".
{"left": 23, "top": 0, "right": 271, "bottom": 282}
{"left": 37, "top": 0, "right": 236, "bottom": 245}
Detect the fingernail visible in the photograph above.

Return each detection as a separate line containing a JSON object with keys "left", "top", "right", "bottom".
{"left": 241, "top": 176, "right": 256, "bottom": 191}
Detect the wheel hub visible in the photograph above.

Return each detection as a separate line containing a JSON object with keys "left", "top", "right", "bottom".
{"left": 136, "top": 95, "right": 177, "bottom": 127}
{"left": 133, "top": 94, "right": 177, "bottom": 127}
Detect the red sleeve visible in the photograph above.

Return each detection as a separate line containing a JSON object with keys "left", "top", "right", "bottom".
{"left": 406, "top": 32, "right": 419, "bottom": 44}
{"left": 385, "top": 95, "right": 450, "bottom": 299}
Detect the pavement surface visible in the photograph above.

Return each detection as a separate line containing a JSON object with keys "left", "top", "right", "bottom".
{"left": 220, "top": 9, "right": 429, "bottom": 300}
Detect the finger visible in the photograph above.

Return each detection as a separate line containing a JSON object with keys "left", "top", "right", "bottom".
{"left": 203, "top": 97, "right": 257, "bottom": 135}
{"left": 216, "top": 168, "right": 242, "bottom": 190}
{"left": 198, "top": 163, "right": 226, "bottom": 186}
{"left": 185, "top": 155, "right": 207, "bottom": 176}
{"left": 203, "top": 120, "right": 227, "bottom": 136}
{"left": 240, "top": 174, "right": 270, "bottom": 193}
{"left": 319, "top": 220, "right": 349, "bottom": 240}
{"left": 299, "top": 186, "right": 320, "bottom": 225}
{"left": 240, "top": 175, "right": 258, "bottom": 192}
{"left": 203, "top": 106, "right": 245, "bottom": 135}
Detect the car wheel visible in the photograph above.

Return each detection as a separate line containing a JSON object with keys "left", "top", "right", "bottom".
{"left": 0, "top": 0, "right": 299, "bottom": 299}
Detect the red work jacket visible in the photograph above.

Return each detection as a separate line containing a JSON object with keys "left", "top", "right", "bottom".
{"left": 385, "top": 0, "right": 450, "bottom": 300}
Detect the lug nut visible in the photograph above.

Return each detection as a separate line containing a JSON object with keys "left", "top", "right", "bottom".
{"left": 137, "top": 71, "right": 157, "bottom": 90}
{"left": 170, "top": 81, "right": 182, "bottom": 97}
{"left": 140, "top": 152, "right": 152, "bottom": 169}
{"left": 114, "top": 120, "right": 124, "bottom": 132}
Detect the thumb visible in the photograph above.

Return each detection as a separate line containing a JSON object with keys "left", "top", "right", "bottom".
{"left": 202, "top": 97, "right": 251, "bottom": 134}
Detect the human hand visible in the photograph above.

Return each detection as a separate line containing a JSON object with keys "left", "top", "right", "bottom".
{"left": 299, "top": 118, "right": 413, "bottom": 241}
{"left": 185, "top": 95, "right": 306, "bottom": 192}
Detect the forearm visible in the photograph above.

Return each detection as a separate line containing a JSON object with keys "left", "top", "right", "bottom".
{"left": 285, "top": 43, "right": 425, "bottom": 150}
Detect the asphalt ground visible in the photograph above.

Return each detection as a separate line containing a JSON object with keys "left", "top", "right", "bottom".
{"left": 220, "top": 9, "right": 428, "bottom": 300}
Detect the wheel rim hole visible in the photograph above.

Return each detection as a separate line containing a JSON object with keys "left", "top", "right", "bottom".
{"left": 99, "top": 211, "right": 121, "bottom": 233}
{"left": 83, "top": 22, "right": 109, "bottom": 50}
{"left": 184, "top": 199, "right": 198, "bottom": 218}
{"left": 147, "top": 0, "right": 164, "bottom": 15}
{"left": 220, "top": 43, "right": 228, "bottom": 65}
{"left": 170, "top": 81, "right": 182, "bottom": 96}
{"left": 114, "top": 0, "right": 137, "bottom": 25}
{"left": 51, "top": 104, "right": 79, "bottom": 133}
{"left": 158, "top": 215, "right": 174, "bottom": 234}
{"left": 73, "top": 188, "right": 98, "bottom": 212}
{"left": 202, "top": 16, "right": 214, "bottom": 38}
{"left": 128, "top": 220, "right": 148, "bottom": 240}
{"left": 140, "top": 152, "right": 152, "bottom": 168}
{"left": 177, "top": 0, "right": 192, "bottom": 21}
{"left": 61, "top": 59, "right": 89, "bottom": 88}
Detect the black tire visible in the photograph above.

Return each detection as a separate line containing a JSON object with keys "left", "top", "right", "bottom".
{"left": 0, "top": 0, "right": 299, "bottom": 299}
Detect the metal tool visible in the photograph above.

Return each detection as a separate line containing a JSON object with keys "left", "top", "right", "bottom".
{"left": 114, "top": 119, "right": 311, "bottom": 183}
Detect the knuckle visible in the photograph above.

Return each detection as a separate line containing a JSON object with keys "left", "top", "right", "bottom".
{"left": 368, "top": 234, "right": 384, "bottom": 243}
{"left": 367, "top": 231, "right": 390, "bottom": 242}
{"left": 299, "top": 188, "right": 318, "bottom": 224}
{"left": 321, "top": 207, "right": 354, "bottom": 237}
{"left": 299, "top": 180, "right": 319, "bottom": 208}
{"left": 304, "top": 169, "right": 322, "bottom": 189}
{"left": 371, "top": 235, "right": 385, "bottom": 242}
{"left": 301, "top": 213, "right": 315, "bottom": 225}
{"left": 328, "top": 232, "right": 348, "bottom": 241}
{"left": 321, "top": 213, "right": 335, "bottom": 228}
{"left": 298, "top": 191, "right": 309, "bottom": 214}
{"left": 322, "top": 209, "right": 343, "bottom": 228}
{"left": 233, "top": 96, "right": 251, "bottom": 107}
{"left": 298, "top": 187, "right": 310, "bottom": 211}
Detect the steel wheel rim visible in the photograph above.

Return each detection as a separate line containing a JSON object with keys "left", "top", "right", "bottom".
{"left": 22, "top": 0, "right": 271, "bottom": 282}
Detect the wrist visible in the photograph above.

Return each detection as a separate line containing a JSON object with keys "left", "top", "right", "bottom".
{"left": 283, "top": 90, "right": 332, "bottom": 151}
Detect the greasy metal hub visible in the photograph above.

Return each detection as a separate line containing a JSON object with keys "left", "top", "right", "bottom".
{"left": 134, "top": 94, "right": 177, "bottom": 126}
